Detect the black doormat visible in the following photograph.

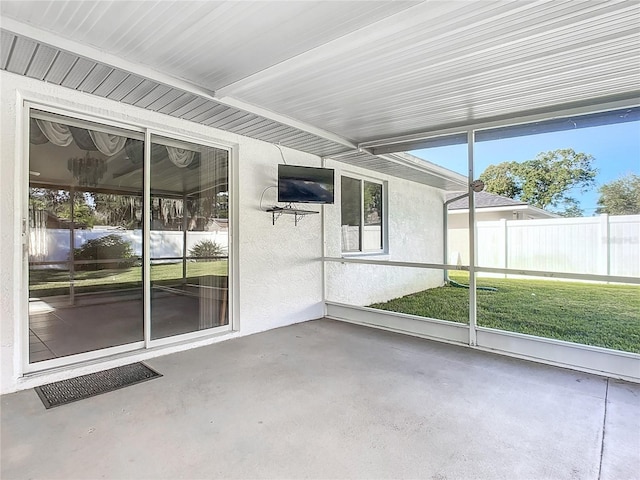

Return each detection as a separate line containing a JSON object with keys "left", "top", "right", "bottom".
{"left": 34, "top": 363, "right": 162, "bottom": 409}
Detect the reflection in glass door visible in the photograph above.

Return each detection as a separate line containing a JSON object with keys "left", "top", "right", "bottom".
{"left": 149, "top": 135, "right": 229, "bottom": 340}
{"left": 28, "top": 110, "right": 145, "bottom": 363}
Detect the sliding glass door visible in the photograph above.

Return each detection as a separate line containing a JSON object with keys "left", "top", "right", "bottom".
{"left": 26, "top": 107, "right": 231, "bottom": 367}
{"left": 28, "top": 110, "right": 145, "bottom": 363}
{"left": 149, "top": 135, "right": 229, "bottom": 340}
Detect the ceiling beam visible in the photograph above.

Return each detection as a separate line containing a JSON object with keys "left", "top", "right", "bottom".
{"left": 359, "top": 93, "right": 640, "bottom": 154}
{"left": 215, "top": 96, "right": 357, "bottom": 150}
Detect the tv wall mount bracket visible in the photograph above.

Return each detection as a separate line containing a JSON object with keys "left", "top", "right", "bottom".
{"left": 266, "top": 206, "right": 319, "bottom": 226}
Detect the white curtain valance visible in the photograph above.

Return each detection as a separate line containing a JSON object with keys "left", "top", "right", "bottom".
{"left": 32, "top": 118, "right": 196, "bottom": 168}
{"left": 88, "top": 131, "right": 127, "bottom": 156}
{"left": 34, "top": 119, "right": 73, "bottom": 147}
{"left": 166, "top": 146, "right": 195, "bottom": 168}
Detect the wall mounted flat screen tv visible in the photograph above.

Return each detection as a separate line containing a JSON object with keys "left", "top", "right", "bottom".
{"left": 278, "top": 164, "right": 335, "bottom": 204}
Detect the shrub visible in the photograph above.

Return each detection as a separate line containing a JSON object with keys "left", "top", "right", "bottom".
{"left": 73, "top": 234, "right": 136, "bottom": 270}
{"left": 189, "top": 239, "right": 223, "bottom": 261}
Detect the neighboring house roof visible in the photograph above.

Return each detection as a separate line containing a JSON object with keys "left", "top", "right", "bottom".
{"left": 446, "top": 191, "right": 558, "bottom": 218}
{"left": 447, "top": 191, "right": 527, "bottom": 210}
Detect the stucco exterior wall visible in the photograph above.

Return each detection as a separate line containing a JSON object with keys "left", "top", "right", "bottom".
{"left": 0, "top": 71, "right": 325, "bottom": 393}
{"left": 0, "top": 71, "right": 448, "bottom": 393}
{"left": 324, "top": 160, "right": 445, "bottom": 306}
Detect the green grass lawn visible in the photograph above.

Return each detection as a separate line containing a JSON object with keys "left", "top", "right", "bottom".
{"left": 30, "top": 260, "right": 228, "bottom": 297}
{"left": 370, "top": 272, "right": 640, "bottom": 353}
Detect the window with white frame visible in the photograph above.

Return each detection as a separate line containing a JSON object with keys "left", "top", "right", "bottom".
{"left": 341, "top": 176, "right": 384, "bottom": 253}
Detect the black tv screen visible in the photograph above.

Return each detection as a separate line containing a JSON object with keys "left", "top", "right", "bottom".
{"left": 278, "top": 164, "right": 335, "bottom": 204}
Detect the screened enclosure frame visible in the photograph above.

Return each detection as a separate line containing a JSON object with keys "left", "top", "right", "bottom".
{"left": 323, "top": 99, "right": 640, "bottom": 382}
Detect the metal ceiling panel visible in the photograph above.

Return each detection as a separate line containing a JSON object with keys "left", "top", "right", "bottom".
{"left": 249, "top": 124, "right": 295, "bottom": 141}
{"left": 188, "top": 103, "right": 227, "bottom": 123}
{"left": 121, "top": 79, "right": 158, "bottom": 105}
{"left": 25, "top": 43, "right": 57, "bottom": 80}
{"left": 147, "top": 89, "right": 186, "bottom": 113}
{"left": 60, "top": 57, "right": 96, "bottom": 89}
{"left": 0, "top": 29, "right": 357, "bottom": 161}
{"left": 2, "top": 0, "right": 638, "bottom": 184}
{"left": 221, "top": 114, "right": 264, "bottom": 132}
{"left": 77, "top": 64, "right": 113, "bottom": 93}
{"left": 5, "top": 36, "right": 37, "bottom": 75}
{"left": 105, "top": 74, "right": 145, "bottom": 101}
{"left": 0, "top": 1, "right": 419, "bottom": 90}
{"left": 215, "top": 111, "right": 254, "bottom": 129}
{"left": 168, "top": 97, "right": 209, "bottom": 118}
{"left": 134, "top": 84, "right": 172, "bottom": 109}
{"left": 231, "top": 117, "right": 273, "bottom": 136}
{"left": 91, "top": 69, "right": 129, "bottom": 97}
{"left": 237, "top": 120, "right": 285, "bottom": 137}
{"left": 217, "top": 1, "right": 640, "bottom": 143}
{"left": 0, "top": 31, "right": 15, "bottom": 69}
{"left": 43, "top": 50, "right": 76, "bottom": 85}
{"left": 159, "top": 95, "right": 201, "bottom": 116}
{"left": 179, "top": 102, "right": 218, "bottom": 121}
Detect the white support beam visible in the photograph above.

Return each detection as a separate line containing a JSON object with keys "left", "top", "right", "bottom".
{"left": 214, "top": 96, "right": 358, "bottom": 150}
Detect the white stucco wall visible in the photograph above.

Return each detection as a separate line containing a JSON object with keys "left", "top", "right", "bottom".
{"left": 0, "top": 70, "right": 449, "bottom": 393}
{"left": 324, "top": 160, "right": 445, "bottom": 306}
{"left": 0, "top": 71, "right": 324, "bottom": 393}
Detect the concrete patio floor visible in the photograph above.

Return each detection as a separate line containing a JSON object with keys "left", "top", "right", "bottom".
{"left": 2, "top": 318, "right": 639, "bottom": 480}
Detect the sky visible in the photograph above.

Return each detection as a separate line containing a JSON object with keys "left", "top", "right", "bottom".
{"left": 412, "top": 120, "right": 640, "bottom": 215}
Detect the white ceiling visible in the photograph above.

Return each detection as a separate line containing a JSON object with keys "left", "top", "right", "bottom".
{"left": 1, "top": 0, "right": 639, "bottom": 183}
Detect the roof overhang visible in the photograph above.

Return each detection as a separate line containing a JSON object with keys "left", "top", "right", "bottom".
{"left": 449, "top": 205, "right": 559, "bottom": 219}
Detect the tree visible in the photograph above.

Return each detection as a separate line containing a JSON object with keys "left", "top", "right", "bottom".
{"left": 479, "top": 149, "right": 597, "bottom": 216}
{"left": 29, "top": 188, "right": 96, "bottom": 228}
{"left": 93, "top": 193, "right": 142, "bottom": 228}
{"left": 596, "top": 173, "right": 640, "bottom": 215}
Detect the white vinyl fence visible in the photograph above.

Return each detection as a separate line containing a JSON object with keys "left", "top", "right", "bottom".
{"left": 448, "top": 214, "right": 639, "bottom": 279}
{"left": 30, "top": 228, "right": 229, "bottom": 265}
